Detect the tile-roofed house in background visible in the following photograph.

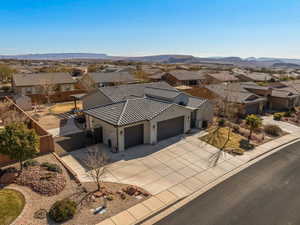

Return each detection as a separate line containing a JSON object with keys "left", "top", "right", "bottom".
{"left": 83, "top": 81, "right": 213, "bottom": 151}
{"left": 161, "top": 70, "right": 208, "bottom": 87}
{"left": 12, "top": 72, "right": 84, "bottom": 104}
{"left": 204, "top": 82, "right": 267, "bottom": 115}
{"left": 235, "top": 71, "right": 274, "bottom": 82}
{"left": 267, "top": 81, "right": 300, "bottom": 110}
{"left": 205, "top": 71, "right": 239, "bottom": 84}
{"left": 80, "top": 71, "right": 138, "bottom": 90}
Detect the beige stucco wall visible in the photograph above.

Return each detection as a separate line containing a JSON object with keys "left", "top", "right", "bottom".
{"left": 87, "top": 104, "right": 191, "bottom": 152}
{"left": 82, "top": 90, "right": 113, "bottom": 110}
{"left": 195, "top": 100, "right": 214, "bottom": 128}
{"left": 89, "top": 116, "right": 118, "bottom": 150}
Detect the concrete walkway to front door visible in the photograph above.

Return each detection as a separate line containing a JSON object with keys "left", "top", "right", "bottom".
{"left": 60, "top": 133, "right": 245, "bottom": 195}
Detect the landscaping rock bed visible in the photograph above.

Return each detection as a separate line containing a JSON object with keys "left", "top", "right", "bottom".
{"left": 16, "top": 166, "right": 66, "bottom": 196}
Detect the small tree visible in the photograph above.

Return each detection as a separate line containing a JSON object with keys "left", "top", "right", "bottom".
{"left": 0, "top": 64, "right": 15, "bottom": 83}
{"left": 0, "top": 123, "right": 39, "bottom": 171}
{"left": 84, "top": 147, "right": 108, "bottom": 191}
{"left": 245, "top": 114, "right": 262, "bottom": 141}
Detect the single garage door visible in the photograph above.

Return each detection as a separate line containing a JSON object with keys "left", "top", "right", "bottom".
{"left": 124, "top": 124, "right": 144, "bottom": 149}
{"left": 157, "top": 116, "right": 184, "bottom": 142}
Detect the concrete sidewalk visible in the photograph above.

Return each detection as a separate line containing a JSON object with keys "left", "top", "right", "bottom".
{"left": 95, "top": 133, "right": 300, "bottom": 225}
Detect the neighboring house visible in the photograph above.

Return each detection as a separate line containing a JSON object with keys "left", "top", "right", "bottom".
{"left": 205, "top": 71, "right": 239, "bottom": 84}
{"left": 205, "top": 82, "right": 267, "bottom": 115}
{"left": 268, "top": 81, "right": 300, "bottom": 110}
{"left": 161, "top": 70, "right": 207, "bottom": 87}
{"left": 236, "top": 72, "right": 274, "bottom": 82}
{"left": 83, "top": 82, "right": 213, "bottom": 151}
{"left": 12, "top": 73, "right": 77, "bottom": 102}
{"left": 80, "top": 71, "right": 137, "bottom": 90}
{"left": 205, "top": 81, "right": 300, "bottom": 113}
{"left": 148, "top": 73, "right": 165, "bottom": 82}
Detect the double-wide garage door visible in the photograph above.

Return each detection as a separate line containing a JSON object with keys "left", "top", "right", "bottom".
{"left": 124, "top": 124, "right": 144, "bottom": 149}
{"left": 157, "top": 116, "right": 184, "bottom": 142}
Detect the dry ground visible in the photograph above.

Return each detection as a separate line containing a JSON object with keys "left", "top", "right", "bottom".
{"left": 3, "top": 154, "right": 150, "bottom": 225}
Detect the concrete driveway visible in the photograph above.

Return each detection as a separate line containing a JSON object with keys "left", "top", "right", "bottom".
{"left": 61, "top": 133, "right": 244, "bottom": 195}
{"left": 262, "top": 116, "right": 300, "bottom": 133}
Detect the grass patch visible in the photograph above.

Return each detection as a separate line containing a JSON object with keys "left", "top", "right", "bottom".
{"left": 49, "top": 101, "right": 82, "bottom": 114}
{"left": 200, "top": 127, "right": 246, "bottom": 153}
{"left": 0, "top": 189, "right": 25, "bottom": 225}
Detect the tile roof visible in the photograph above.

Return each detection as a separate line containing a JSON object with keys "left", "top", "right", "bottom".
{"left": 206, "top": 83, "right": 266, "bottom": 103}
{"left": 144, "top": 87, "right": 181, "bottom": 99}
{"left": 13, "top": 73, "right": 76, "bottom": 86}
{"left": 207, "top": 71, "right": 239, "bottom": 82}
{"left": 238, "top": 72, "right": 273, "bottom": 81}
{"left": 167, "top": 70, "right": 208, "bottom": 81}
{"left": 85, "top": 97, "right": 179, "bottom": 126}
{"left": 99, "top": 82, "right": 178, "bottom": 102}
{"left": 89, "top": 71, "right": 136, "bottom": 83}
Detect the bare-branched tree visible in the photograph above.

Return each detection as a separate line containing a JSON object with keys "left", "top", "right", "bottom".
{"left": 84, "top": 146, "right": 108, "bottom": 192}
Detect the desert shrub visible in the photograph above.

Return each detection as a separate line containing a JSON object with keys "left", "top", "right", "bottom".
{"left": 1, "top": 86, "right": 10, "bottom": 92}
{"left": 106, "top": 194, "right": 114, "bottom": 201}
{"left": 232, "top": 125, "right": 239, "bottom": 133}
{"left": 218, "top": 119, "right": 225, "bottom": 127}
{"left": 264, "top": 124, "right": 282, "bottom": 136}
{"left": 23, "top": 159, "right": 40, "bottom": 168}
{"left": 49, "top": 199, "right": 77, "bottom": 223}
{"left": 239, "top": 139, "right": 254, "bottom": 150}
{"left": 283, "top": 111, "right": 292, "bottom": 117}
{"left": 41, "top": 162, "right": 62, "bottom": 174}
{"left": 273, "top": 113, "right": 282, "bottom": 121}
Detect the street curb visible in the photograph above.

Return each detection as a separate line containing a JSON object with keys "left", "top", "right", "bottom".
{"left": 138, "top": 137, "right": 300, "bottom": 225}
{"left": 248, "top": 137, "right": 300, "bottom": 162}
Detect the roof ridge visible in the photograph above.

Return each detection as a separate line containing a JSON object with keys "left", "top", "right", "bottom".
{"left": 145, "top": 86, "right": 179, "bottom": 92}
{"left": 84, "top": 100, "right": 127, "bottom": 111}
{"left": 117, "top": 99, "right": 130, "bottom": 126}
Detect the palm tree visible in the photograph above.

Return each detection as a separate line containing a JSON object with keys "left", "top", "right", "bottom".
{"left": 245, "top": 114, "right": 262, "bottom": 141}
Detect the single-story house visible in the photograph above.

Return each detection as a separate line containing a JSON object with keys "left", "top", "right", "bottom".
{"left": 236, "top": 72, "right": 274, "bottom": 82}
{"left": 12, "top": 73, "right": 80, "bottom": 103}
{"left": 161, "top": 70, "right": 207, "bottom": 87}
{"left": 80, "top": 71, "right": 138, "bottom": 90}
{"left": 205, "top": 71, "right": 239, "bottom": 84}
{"left": 268, "top": 82, "right": 300, "bottom": 110}
{"left": 205, "top": 83, "right": 267, "bottom": 115}
{"left": 83, "top": 82, "right": 213, "bottom": 151}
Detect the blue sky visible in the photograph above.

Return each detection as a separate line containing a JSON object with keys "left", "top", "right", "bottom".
{"left": 1, "top": 0, "right": 300, "bottom": 58}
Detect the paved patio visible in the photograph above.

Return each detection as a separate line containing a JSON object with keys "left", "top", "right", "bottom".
{"left": 61, "top": 133, "right": 245, "bottom": 195}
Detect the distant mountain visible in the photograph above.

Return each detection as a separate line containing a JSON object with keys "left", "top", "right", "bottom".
{"left": 0, "top": 53, "right": 111, "bottom": 60}
{"left": 0, "top": 53, "right": 299, "bottom": 67}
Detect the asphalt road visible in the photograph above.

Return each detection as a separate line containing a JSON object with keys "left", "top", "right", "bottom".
{"left": 154, "top": 140, "right": 300, "bottom": 225}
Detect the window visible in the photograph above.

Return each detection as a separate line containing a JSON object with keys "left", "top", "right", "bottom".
{"left": 25, "top": 87, "right": 32, "bottom": 94}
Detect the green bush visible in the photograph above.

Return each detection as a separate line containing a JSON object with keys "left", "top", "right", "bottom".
{"left": 264, "top": 125, "right": 282, "bottom": 136}
{"left": 273, "top": 113, "right": 282, "bottom": 121}
{"left": 23, "top": 159, "right": 40, "bottom": 168}
{"left": 239, "top": 139, "right": 254, "bottom": 150}
{"left": 283, "top": 111, "right": 292, "bottom": 117}
{"left": 41, "top": 162, "right": 62, "bottom": 174}
{"left": 218, "top": 119, "right": 225, "bottom": 127}
{"left": 49, "top": 199, "right": 77, "bottom": 223}
{"left": 232, "top": 125, "right": 239, "bottom": 133}
{"left": 1, "top": 86, "right": 10, "bottom": 92}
